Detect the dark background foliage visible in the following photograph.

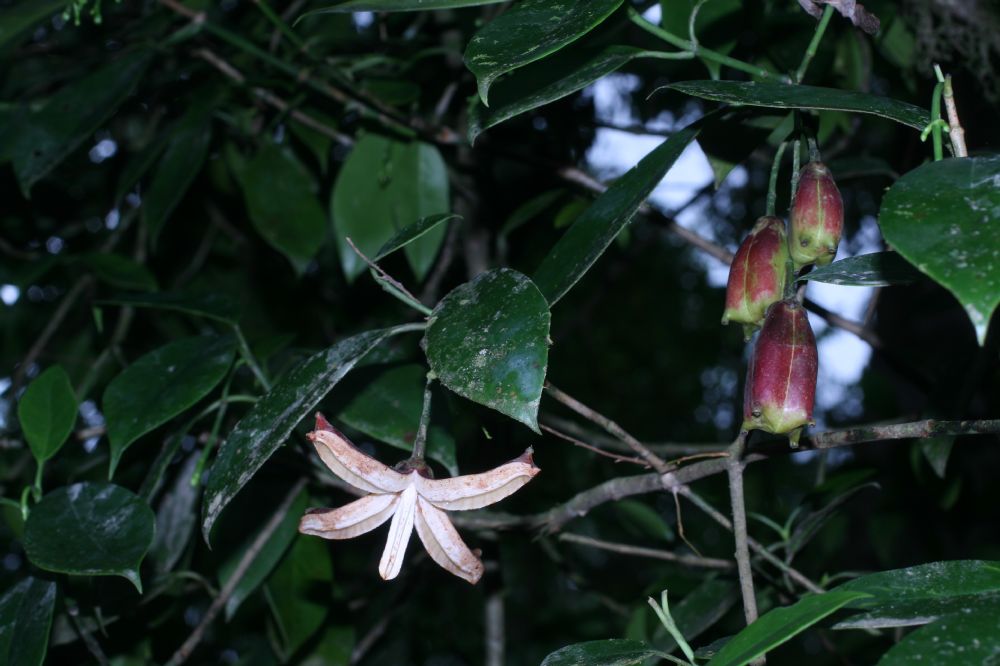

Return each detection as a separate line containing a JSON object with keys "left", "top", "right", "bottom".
{"left": 1, "top": 0, "right": 998, "bottom": 664}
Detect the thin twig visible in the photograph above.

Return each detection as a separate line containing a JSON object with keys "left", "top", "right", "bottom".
{"left": 676, "top": 485, "right": 825, "bottom": 595}
{"left": 194, "top": 48, "right": 353, "bottom": 146}
{"left": 460, "top": 419, "right": 1000, "bottom": 534}
{"left": 545, "top": 384, "right": 671, "bottom": 474}
{"left": 726, "top": 433, "right": 760, "bottom": 628}
{"left": 541, "top": 415, "right": 724, "bottom": 457}
{"left": 10, "top": 277, "right": 94, "bottom": 394}
{"left": 672, "top": 487, "right": 702, "bottom": 556}
{"left": 164, "top": 479, "right": 307, "bottom": 666}
{"left": 344, "top": 236, "right": 432, "bottom": 316}
{"left": 540, "top": 424, "right": 648, "bottom": 467}
{"left": 559, "top": 532, "right": 733, "bottom": 570}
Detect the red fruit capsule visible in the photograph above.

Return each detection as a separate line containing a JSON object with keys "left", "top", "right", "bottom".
{"left": 742, "top": 300, "right": 818, "bottom": 446}
{"left": 790, "top": 161, "right": 843, "bottom": 269}
{"left": 722, "top": 216, "right": 789, "bottom": 339}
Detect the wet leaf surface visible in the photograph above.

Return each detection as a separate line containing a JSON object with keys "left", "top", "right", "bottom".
{"left": 24, "top": 483, "right": 155, "bottom": 592}
{"left": 878, "top": 156, "right": 1000, "bottom": 344}
{"left": 425, "top": 269, "right": 550, "bottom": 432}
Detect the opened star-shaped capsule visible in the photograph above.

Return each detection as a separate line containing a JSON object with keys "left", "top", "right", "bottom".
{"left": 299, "top": 413, "right": 539, "bottom": 584}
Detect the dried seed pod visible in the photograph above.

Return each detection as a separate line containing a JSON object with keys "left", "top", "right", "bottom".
{"left": 790, "top": 161, "right": 843, "bottom": 268}
{"left": 722, "top": 216, "right": 790, "bottom": 339}
{"left": 742, "top": 300, "right": 818, "bottom": 446}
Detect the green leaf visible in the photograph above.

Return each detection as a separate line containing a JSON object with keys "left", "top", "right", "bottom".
{"left": 706, "top": 591, "right": 869, "bottom": 666}
{"left": 469, "top": 44, "right": 651, "bottom": 144}
{"left": 373, "top": 213, "right": 461, "bottom": 262}
{"left": 532, "top": 123, "right": 702, "bottom": 304}
{"left": 333, "top": 363, "right": 458, "bottom": 475}
{"left": 501, "top": 190, "right": 565, "bottom": 237}
{"left": 877, "top": 156, "right": 1000, "bottom": 344}
{"left": 0, "top": 577, "right": 57, "bottom": 666}
{"left": 202, "top": 327, "right": 402, "bottom": 544}
{"left": 8, "top": 50, "right": 152, "bottom": 195}
{"left": 661, "top": 579, "right": 739, "bottom": 653}
{"left": 920, "top": 436, "right": 954, "bottom": 479}
{"left": 541, "top": 638, "right": 661, "bottom": 666}
{"left": 84, "top": 253, "right": 159, "bottom": 291}
{"left": 332, "top": 134, "right": 450, "bottom": 282}
{"left": 875, "top": 602, "right": 1000, "bottom": 664}
{"left": 302, "top": 0, "right": 504, "bottom": 15}
{"left": 834, "top": 591, "right": 1000, "bottom": 630}
{"left": 23, "top": 482, "right": 155, "bottom": 593}
{"left": 98, "top": 291, "right": 240, "bottom": 324}
{"left": 424, "top": 269, "right": 550, "bottom": 432}
{"left": 143, "top": 107, "right": 214, "bottom": 243}
{"left": 149, "top": 452, "right": 200, "bottom": 577}
{"left": 666, "top": 81, "right": 930, "bottom": 130}
{"left": 239, "top": 141, "right": 327, "bottom": 274}
{"left": 220, "top": 489, "right": 308, "bottom": 620}
{"left": 0, "top": 0, "right": 65, "bottom": 50}
{"left": 835, "top": 560, "right": 1000, "bottom": 609}
{"left": 787, "top": 482, "right": 879, "bottom": 558}
{"left": 265, "top": 534, "right": 333, "bottom": 656}
{"left": 103, "top": 335, "right": 236, "bottom": 477}
{"left": 301, "top": 626, "right": 354, "bottom": 666}
{"left": 464, "top": 0, "right": 623, "bottom": 106}
{"left": 17, "top": 365, "right": 77, "bottom": 464}
{"left": 698, "top": 114, "right": 782, "bottom": 189}
{"left": 796, "top": 252, "right": 922, "bottom": 287}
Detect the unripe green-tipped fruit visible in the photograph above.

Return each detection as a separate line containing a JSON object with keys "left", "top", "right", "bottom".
{"left": 790, "top": 161, "right": 843, "bottom": 269}
{"left": 742, "top": 300, "right": 818, "bottom": 446}
{"left": 722, "top": 216, "right": 789, "bottom": 339}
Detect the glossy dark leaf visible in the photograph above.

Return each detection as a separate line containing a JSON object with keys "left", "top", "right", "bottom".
{"left": 425, "top": 269, "right": 550, "bottom": 432}
{"left": 333, "top": 363, "right": 458, "bottom": 474}
{"left": 541, "top": 639, "right": 661, "bottom": 666}
{"left": 532, "top": 123, "right": 702, "bottom": 304}
{"left": 920, "top": 436, "right": 954, "bottom": 479}
{"left": 17, "top": 365, "right": 77, "bottom": 464}
{"left": 7, "top": 50, "right": 152, "bottom": 195}
{"left": 706, "top": 591, "right": 869, "bottom": 666}
{"left": 787, "top": 482, "right": 879, "bottom": 557}
{"left": 24, "top": 482, "right": 155, "bottom": 592}
{"left": 98, "top": 291, "right": 240, "bottom": 324}
{"left": 878, "top": 155, "right": 1000, "bottom": 344}
{"left": 149, "top": 452, "right": 200, "bottom": 577}
{"left": 239, "top": 141, "right": 327, "bottom": 274}
{"left": 464, "top": 0, "right": 623, "bottom": 106}
{"left": 469, "top": 45, "right": 651, "bottom": 144}
{"left": 220, "top": 489, "right": 307, "bottom": 620}
{"left": 302, "top": 0, "right": 504, "bottom": 15}
{"left": 796, "top": 252, "right": 922, "bottom": 287}
{"left": 0, "top": 0, "right": 64, "bottom": 49}
{"left": 103, "top": 335, "right": 236, "bottom": 477}
{"left": 265, "top": 534, "right": 333, "bottom": 656}
{"left": 834, "top": 591, "right": 1000, "bottom": 630}
{"left": 202, "top": 327, "right": 403, "bottom": 544}
{"left": 332, "top": 134, "right": 450, "bottom": 281}
{"left": 666, "top": 81, "right": 930, "bottom": 130}
{"left": 143, "top": 105, "right": 214, "bottom": 243}
{"left": 875, "top": 602, "right": 1000, "bottom": 664}
{"left": 84, "top": 253, "right": 158, "bottom": 291}
{"left": 836, "top": 560, "right": 1000, "bottom": 609}
{"left": 0, "top": 577, "right": 57, "bottom": 666}
{"left": 373, "top": 213, "right": 461, "bottom": 262}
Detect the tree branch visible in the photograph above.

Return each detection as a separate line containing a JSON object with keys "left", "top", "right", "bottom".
{"left": 558, "top": 532, "right": 734, "bottom": 570}
{"left": 726, "top": 433, "right": 761, "bottom": 627}
{"left": 164, "top": 479, "right": 307, "bottom": 666}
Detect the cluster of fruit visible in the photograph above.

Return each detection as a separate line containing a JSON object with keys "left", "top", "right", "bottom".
{"left": 722, "top": 162, "right": 844, "bottom": 445}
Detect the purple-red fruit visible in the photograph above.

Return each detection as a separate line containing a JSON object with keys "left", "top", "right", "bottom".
{"left": 742, "top": 300, "right": 818, "bottom": 446}
{"left": 790, "top": 161, "right": 843, "bottom": 268}
{"left": 722, "top": 216, "right": 789, "bottom": 338}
